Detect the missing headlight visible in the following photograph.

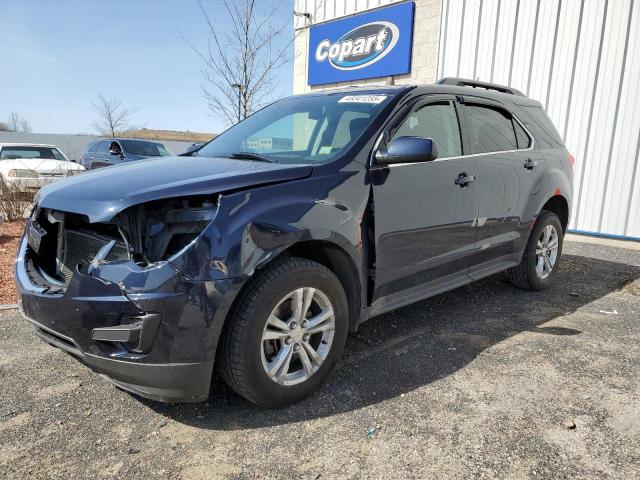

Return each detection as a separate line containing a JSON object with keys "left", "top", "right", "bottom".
{"left": 115, "top": 196, "right": 218, "bottom": 264}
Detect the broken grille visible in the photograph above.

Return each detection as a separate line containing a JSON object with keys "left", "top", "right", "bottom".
{"left": 59, "top": 230, "right": 129, "bottom": 284}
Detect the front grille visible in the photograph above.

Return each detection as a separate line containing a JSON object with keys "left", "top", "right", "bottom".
{"left": 60, "top": 230, "right": 129, "bottom": 283}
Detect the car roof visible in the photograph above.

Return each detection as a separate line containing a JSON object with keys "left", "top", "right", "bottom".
{"left": 409, "top": 83, "right": 542, "bottom": 107}
{"left": 0, "top": 143, "right": 59, "bottom": 148}
{"left": 296, "top": 82, "right": 542, "bottom": 107}
{"left": 298, "top": 84, "right": 411, "bottom": 98}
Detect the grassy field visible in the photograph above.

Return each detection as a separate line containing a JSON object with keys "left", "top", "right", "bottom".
{"left": 120, "top": 128, "right": 216, "bottom": 143}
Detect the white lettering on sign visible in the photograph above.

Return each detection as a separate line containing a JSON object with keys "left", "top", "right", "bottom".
{"left": 314, "top": 21, "right": 399, "bottom": 71}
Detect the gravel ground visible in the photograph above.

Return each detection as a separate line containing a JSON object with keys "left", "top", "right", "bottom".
{"left": 1, "top": 240, "right": 639, "bottom": 479}
{"left": 0, "top": 221, "right": 24, "bottom": 304}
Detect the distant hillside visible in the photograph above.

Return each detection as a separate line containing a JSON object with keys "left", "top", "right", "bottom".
{"left": 120, "top": 128, "right": 216, "bottom": 143}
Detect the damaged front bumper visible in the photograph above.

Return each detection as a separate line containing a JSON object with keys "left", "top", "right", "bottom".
{"left": 15, "top": 234, "right": 238, "bottom": 403}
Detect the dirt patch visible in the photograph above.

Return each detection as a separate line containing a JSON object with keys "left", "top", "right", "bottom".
{"left": 0, "top": 221, "right": 24, "bottom": 304}
{"left": 623, "top": 279, "right": 640, "bottom": 296}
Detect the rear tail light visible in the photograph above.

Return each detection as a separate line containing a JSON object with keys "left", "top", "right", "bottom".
{"left": 568, "top": 152, "right": 576, "bottom": 173}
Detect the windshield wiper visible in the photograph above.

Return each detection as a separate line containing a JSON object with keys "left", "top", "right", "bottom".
{"left": 229, "top": 152, "right": 276, "bottom": 163}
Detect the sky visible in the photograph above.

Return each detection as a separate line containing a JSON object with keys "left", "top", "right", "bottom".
{"left": 0, "top": 0, "right": 294, "bottom": 135}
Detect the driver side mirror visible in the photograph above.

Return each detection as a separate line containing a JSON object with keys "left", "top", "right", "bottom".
{"left": 375, "top": 136, "right": 438, "bottom": 165}
{"left": 109, "top": 149, "right": 123, "bottom": 157}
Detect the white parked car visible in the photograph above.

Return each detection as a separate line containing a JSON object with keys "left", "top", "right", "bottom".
{"left": 0, "top": 143, "right": 85, "bottom": 193}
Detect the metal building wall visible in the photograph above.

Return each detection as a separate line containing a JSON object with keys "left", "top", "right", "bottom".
{"left": 293, "top": 0, "right": 406, "bottom": 29}
{"left": 438, "top": 0, "right": 640, "bottom": 239}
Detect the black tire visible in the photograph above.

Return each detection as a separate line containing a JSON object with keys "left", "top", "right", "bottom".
{"left": 218, "top": 256, "right": 349, "bottom": 408}
{"left": 506, "top": 210, "right": 564, "bottom": 291}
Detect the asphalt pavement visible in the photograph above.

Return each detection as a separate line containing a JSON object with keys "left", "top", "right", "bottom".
{"left": 1, "top": 239, "right": 639, "bottom": 479}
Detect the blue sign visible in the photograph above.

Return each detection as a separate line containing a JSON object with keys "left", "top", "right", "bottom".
{"left": 308, "top": 2, "right": 415, "bottom": 86}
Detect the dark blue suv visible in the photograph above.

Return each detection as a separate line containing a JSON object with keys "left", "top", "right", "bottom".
{"left": 16, "top": 79, "right": 573, "bottom": 407}
{"left": 80, "top": 138, "right": 172, "bottom": 169}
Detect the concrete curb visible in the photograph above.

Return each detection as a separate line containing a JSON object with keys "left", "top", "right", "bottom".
{"left": 0, "top": 304, "right": 19, "bottom": 311}
{"left": 566, "top": 233, "right": 640, "bottom": 251}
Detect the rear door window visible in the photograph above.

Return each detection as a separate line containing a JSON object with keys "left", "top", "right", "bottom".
{"left": 464, "top": 104, "right": 518, "bottom": 154}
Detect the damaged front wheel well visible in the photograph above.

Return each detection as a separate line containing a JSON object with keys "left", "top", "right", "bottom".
{"left": 282, "top": 241, "right": 362, "bottom": 331}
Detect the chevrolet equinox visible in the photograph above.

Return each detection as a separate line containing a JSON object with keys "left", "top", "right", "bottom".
{"left": 15, "top": 78, "right": 574, "bottom": 407}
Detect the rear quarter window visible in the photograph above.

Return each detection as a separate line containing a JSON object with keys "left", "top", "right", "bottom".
{"left": 520, "top": 105, "right": 564, "bottom": 148}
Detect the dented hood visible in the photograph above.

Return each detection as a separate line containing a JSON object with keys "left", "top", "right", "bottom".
{"left": 35, "top": 155, "right": 312, "bottom": 222}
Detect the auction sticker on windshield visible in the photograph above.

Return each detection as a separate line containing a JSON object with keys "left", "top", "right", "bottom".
{"left": 338, "top": 95, "right": 387, "bottom": 104}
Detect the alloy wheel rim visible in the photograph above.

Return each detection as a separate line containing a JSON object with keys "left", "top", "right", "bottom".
{"left": 535, "top": 224, "right": 559, "bottom": 279}
{"left": 260, "top": 287, "right": 335, "bottom": 386}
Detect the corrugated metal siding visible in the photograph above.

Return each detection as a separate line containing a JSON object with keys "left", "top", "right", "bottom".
{"left": 294, "top": 0, "right": 405, "bottom": 28}
{"left": 438, "top": 0, "right": 640, "bottom": 238}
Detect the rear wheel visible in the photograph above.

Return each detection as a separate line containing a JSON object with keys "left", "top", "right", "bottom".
{"left": 219, "top": 257, "right": 348, "bottom": 407}
{"left": 506, "top": 210, "right": 564, "bottom": 290}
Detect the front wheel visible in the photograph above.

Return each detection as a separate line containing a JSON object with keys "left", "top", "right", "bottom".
{"left": 506, "top": 210, "right": 564, "bottom": 290}
{"left": 218, "top": 256, "right": 349, "bottom": 407}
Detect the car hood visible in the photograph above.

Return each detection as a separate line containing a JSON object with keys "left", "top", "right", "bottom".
{"left": 36, "top": 155, "right": 312, "bottom": 222}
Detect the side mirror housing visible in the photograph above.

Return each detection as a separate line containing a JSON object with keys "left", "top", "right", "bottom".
{"left": 375, "top": 136, "right": 438, "bottom": 164}
{"left": 109, "top": 149, "right": 122, "bottom": 156}
{"left": 182, "top": 143, "right": 203, "bottom": 156}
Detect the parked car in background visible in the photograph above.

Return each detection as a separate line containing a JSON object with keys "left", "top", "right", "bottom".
{"left": 16, "top": 79, "right": 573, "bottom": 407}
{"left": 0, "top": 143, "right": 85, "bottom": 193}
{"left": 80, "top": 138, "right": 172, "bottom": 169}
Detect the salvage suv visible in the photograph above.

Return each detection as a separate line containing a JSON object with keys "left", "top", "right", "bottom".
{"left": 15, "top": 78, "right": 573, "bottom": 407}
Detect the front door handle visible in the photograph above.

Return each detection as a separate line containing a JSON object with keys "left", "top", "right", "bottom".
{"left": 455, "top": 172, "right": 476, "bottom": 187}
{"left": 524, "top": 158, "right": 538, "bottom": 169}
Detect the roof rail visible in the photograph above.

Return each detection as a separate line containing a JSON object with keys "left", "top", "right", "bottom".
{"left": 436, "top": 77, "right": 525, "bottom": 97}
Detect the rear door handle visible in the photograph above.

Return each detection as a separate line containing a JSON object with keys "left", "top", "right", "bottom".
{"left": 455, "top": 172, "right": 476, "bottom": 187}
{"left": 524, "top": 158, "right": 538, "bottom": 169}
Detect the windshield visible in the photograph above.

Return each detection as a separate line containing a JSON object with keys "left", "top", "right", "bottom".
{"left": 120, "top": 140, "right": 172, "bottom": 157}
{"left": 0, "top": 146, "right": 66, "bottom": 160}
{"left": 197, "top": 92, "right": 395, "bottom": 164}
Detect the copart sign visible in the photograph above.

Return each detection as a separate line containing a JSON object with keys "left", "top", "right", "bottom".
{"left": 307, "top": 2, "right": 415, "bottom": 86}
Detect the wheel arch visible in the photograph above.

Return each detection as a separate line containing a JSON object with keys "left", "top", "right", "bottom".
{"left": 282, "top": 240, "right": 362, "bottom": 331}
{"left": 541, "top": 195, "right": 569, "bottom": 233}
{"left": 218, "top": 238, "right": 363, "bottom": 349}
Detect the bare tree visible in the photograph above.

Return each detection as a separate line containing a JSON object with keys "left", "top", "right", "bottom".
{"left": 6, "top": 112, "right": 33, "bottom": 133}
{"left": 0, "top": 122, "right": 9, "bottom": 132}
{"left": 7, "top": 112, "right": 19, "bottom": 132}
{"left": 91, "top": 94, "right": 137, "bottom": 137}
{"left": 184, "top": 0, "right": 291, "bottom": 126}
{"left": 18, "top": 118, "right": 32, "bottom": 134}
